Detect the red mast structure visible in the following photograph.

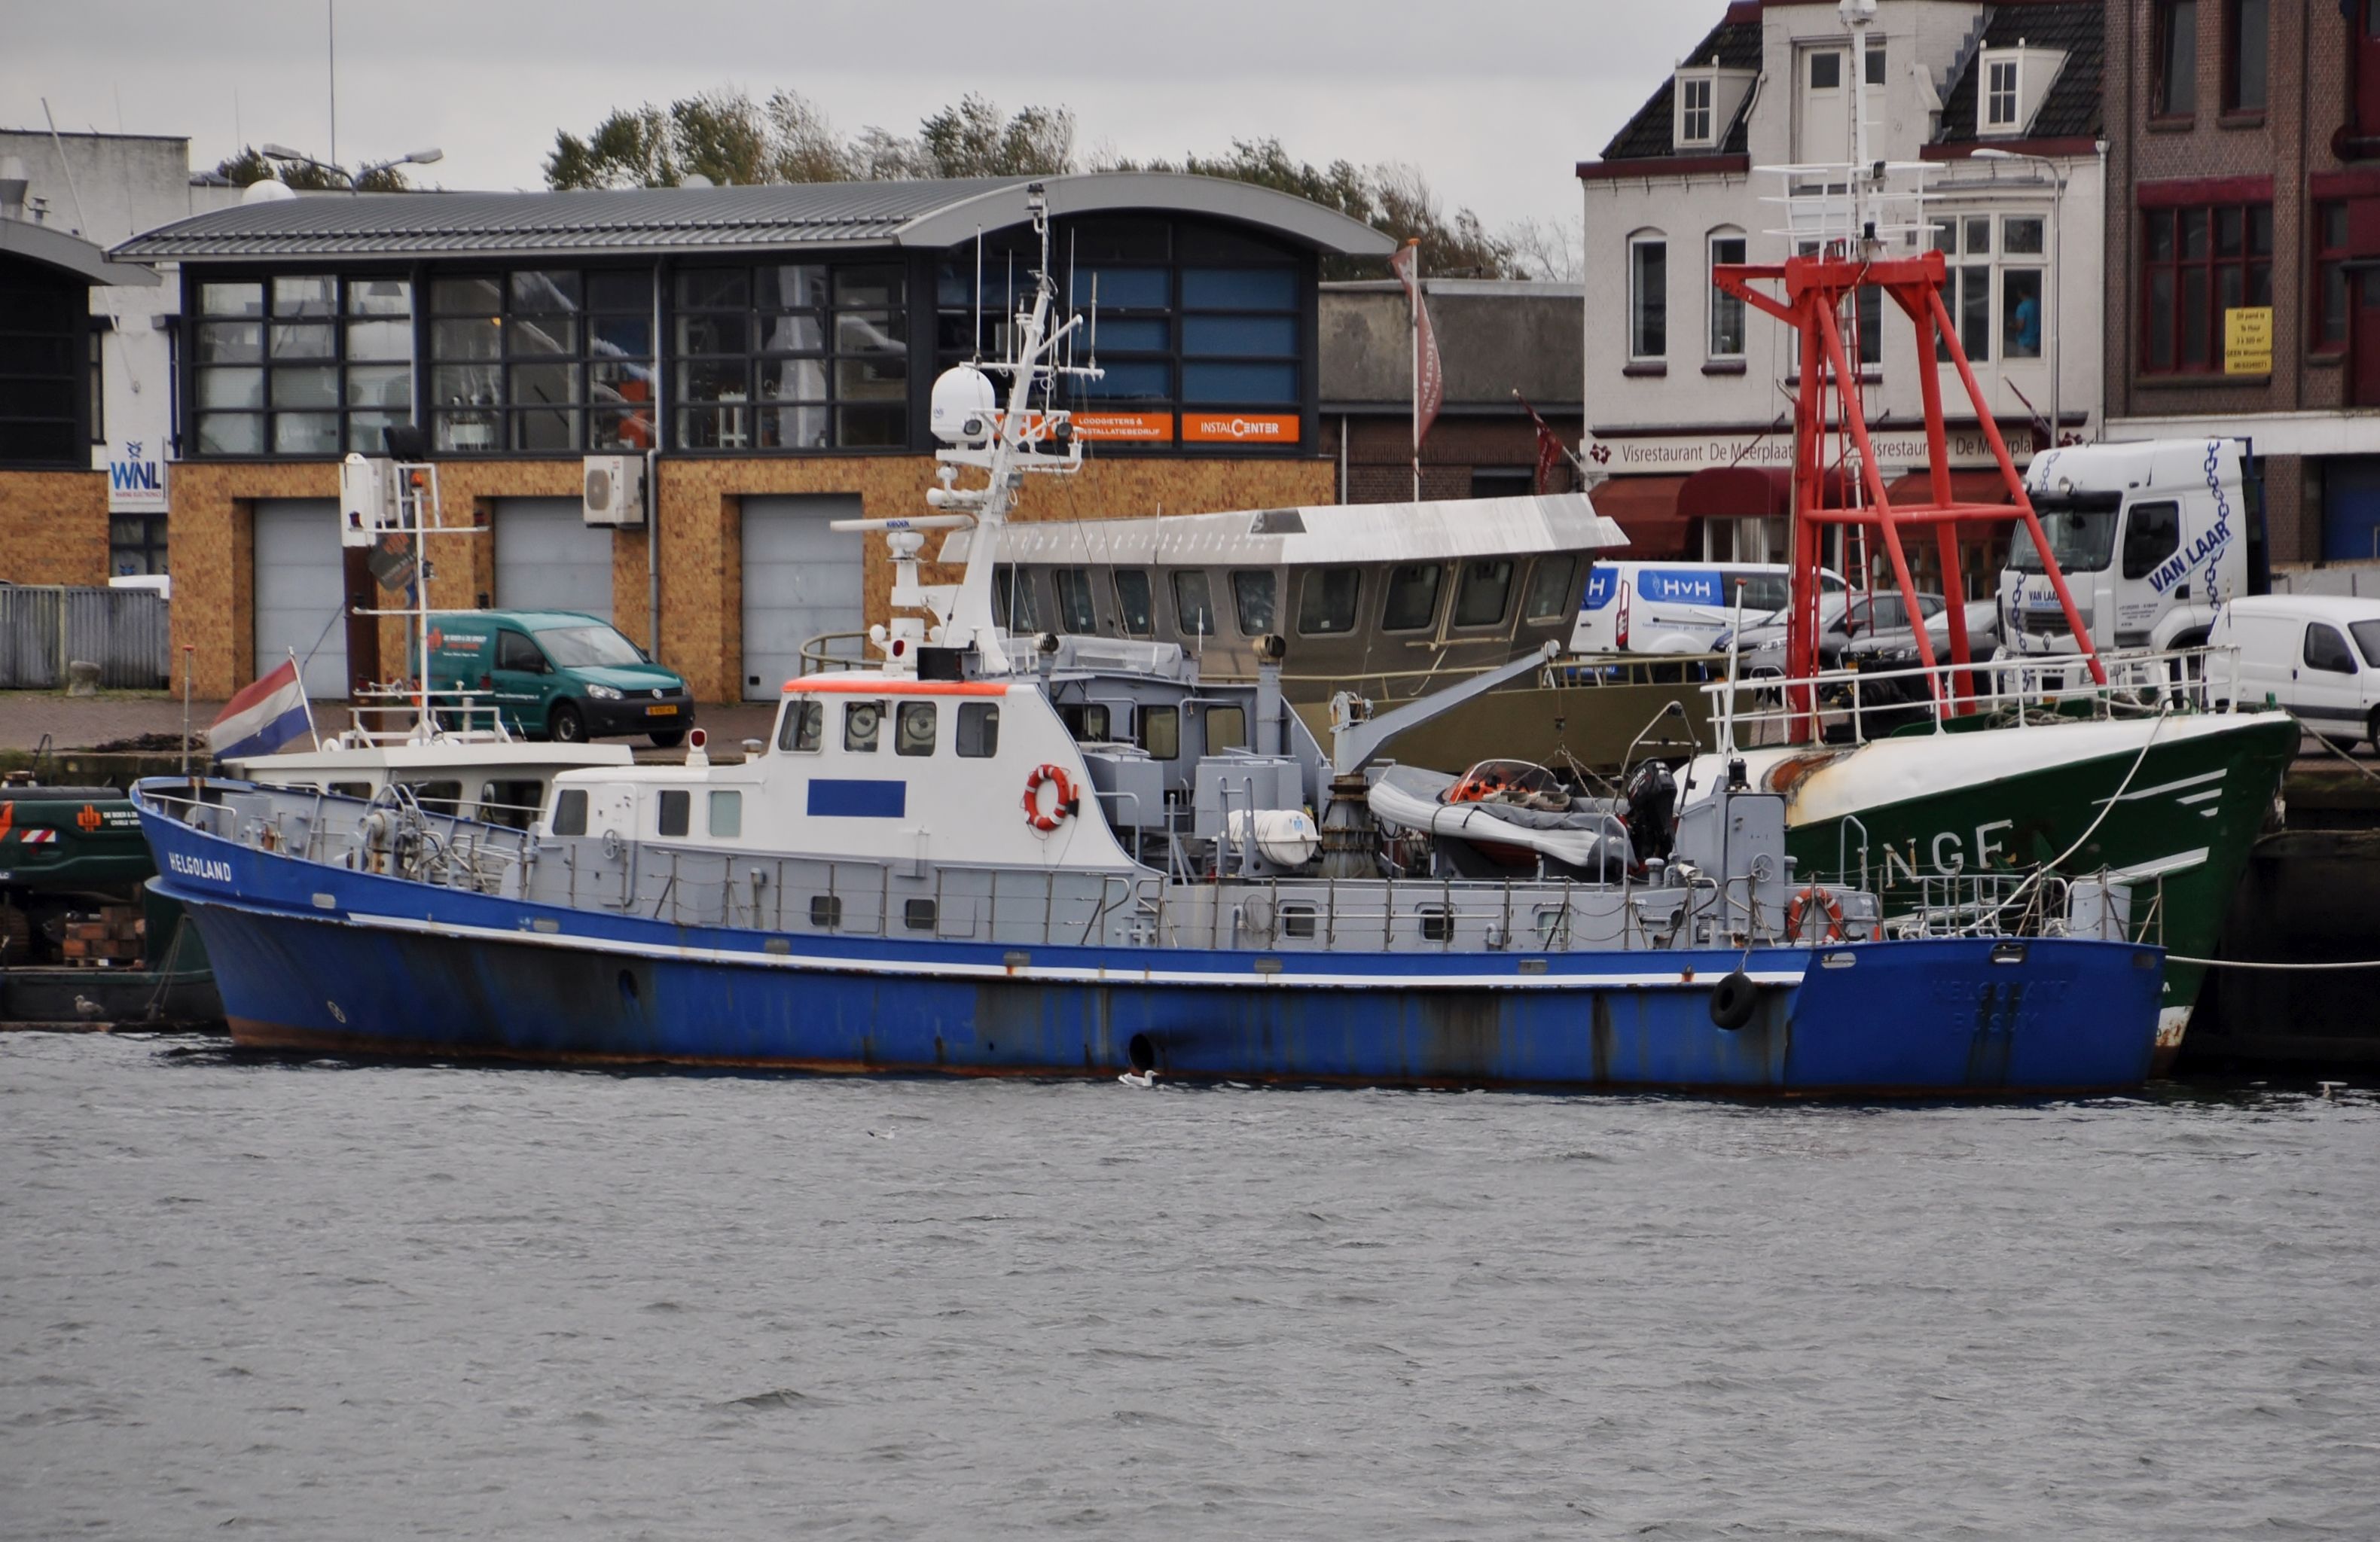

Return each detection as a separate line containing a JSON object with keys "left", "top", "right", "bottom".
{"left": 1709, "top": 0, "right": 2101, "bottom": 741}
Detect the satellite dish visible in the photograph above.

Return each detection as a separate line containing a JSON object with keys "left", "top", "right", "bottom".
{"left": 242, "top": 178, "right": 298, "bottom": 204}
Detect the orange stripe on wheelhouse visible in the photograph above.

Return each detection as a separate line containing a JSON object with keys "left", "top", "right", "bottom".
{"left": 782, "top": 678, "right": 1011, "bottom": 696}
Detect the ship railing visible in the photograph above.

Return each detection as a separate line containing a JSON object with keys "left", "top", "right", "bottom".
{"left": 1704, "top": 645, "right": 2243, "bottom": 749}
{"left": 333, "top": 688, "right": 515, "bottom": 747}
{"left": 798, "top": 631, "right": 874, "bottom": 675}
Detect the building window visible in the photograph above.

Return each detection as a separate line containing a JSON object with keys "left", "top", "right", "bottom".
{"left": 2156, "top": 0, "right": 2198, "bottom": 117}
{"left": 2225, "top": 0, "right": 2269, "bottom": 113}
{"left": 673, "top": 263, "right": 902, "bottom": 451}
{"left": 941, "top": 218, "right": 1303, "bottom": 452}
{"left": 1628, "top": 235, "right": 1667, "bottom": 361}
{"left": 193, "top": 274, "right": 414, "bottom": 458}
{"left": 1929, "top": 215, "right": 2043, "bottom": 367}
{"left": 110, "top": 515, "right": 167, "bottom": 577}
{"left": 1798, "top": 241, "right": 1884, "bottom": 367}
{"left": 1866, "top": 41, "right": 1886, "bottom": 86}
{"left": 1677, "top": 75, "right": 1714, "bottom": 147}
{"left": 1985, "top": 57, "right": 2021, "bottom": 130}
{"left": 87, "top": 327, "right": 105, "bottom": 443}
{"left": 1809, "top": 50, "right": 1841, "bottom": 90}
{"left": 2314, "top": 201, "right": 2350, "bottom": 355}
{"left": 2141, "top": 203, "right": 2272, "bottom": 373}
{"left": 1709, "top": 233, "right": 1747, "bottom": 358}
{"left": 428, "top": 269, "right": 653, "bottom": 455}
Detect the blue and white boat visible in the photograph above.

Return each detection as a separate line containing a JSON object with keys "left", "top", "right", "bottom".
{"left": 133, "top": 187, "right": 2165, "bottom": 1096}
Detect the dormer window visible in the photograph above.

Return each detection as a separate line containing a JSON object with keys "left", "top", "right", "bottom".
{"left": 1679, "top": 76, "right": 1715, "bottom": 147}
{"left": 1976, "top": 44, "right": 2067, "bottom": 139}
{"left": 1985, "top": 57, "right": 2020, "bottom": 129}
{"left": 1671, "top": 62, "right": 1757, "bottom": 154}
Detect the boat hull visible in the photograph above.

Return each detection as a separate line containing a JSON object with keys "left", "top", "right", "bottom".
{"left": 1726, "top": 712, "right": 2298, "bottom": 1066}
{"left": 144, "top": 809, "right": 2165, "bottom": 1097}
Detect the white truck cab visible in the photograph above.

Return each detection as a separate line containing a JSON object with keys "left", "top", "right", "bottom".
{"left": 1999, "top": 438, "right": 2266, "bottom": 657}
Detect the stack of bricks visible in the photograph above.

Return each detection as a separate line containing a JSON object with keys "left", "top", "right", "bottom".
{"left": 60, "top": 906, "right": 145, "bottom": 968}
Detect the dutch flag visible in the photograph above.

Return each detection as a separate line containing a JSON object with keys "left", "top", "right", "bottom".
{"left": 207, "top": 660, "right": 313, "bottom": 759}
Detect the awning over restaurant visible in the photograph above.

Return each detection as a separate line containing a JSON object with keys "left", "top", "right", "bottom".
{"left": 1585, "top": 474, "right": 1692, "bottom": 557}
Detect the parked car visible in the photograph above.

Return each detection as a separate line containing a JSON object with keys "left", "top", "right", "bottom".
{"left": 1722, "top": 590, "right": 1956, "bottom": 676}
{"left": 2208, "top": 595, "right": 2380, "bottom": 750}
{"left": 423, "top": 611, "right": 696, "bottom": 746}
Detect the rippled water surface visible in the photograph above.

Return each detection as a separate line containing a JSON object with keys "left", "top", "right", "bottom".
{"left": 3, "top": 1035, "right": 2376, "bottom": 1540}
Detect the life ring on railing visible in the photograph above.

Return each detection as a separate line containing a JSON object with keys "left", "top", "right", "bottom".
{"left": 1787, "top": 883, "right": 1846, "bottom": 943}
{"left": 1022, "top": 763, "right": 1078, "bottom": 833}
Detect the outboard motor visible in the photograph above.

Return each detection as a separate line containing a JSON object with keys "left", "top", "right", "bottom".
{"left": 1622, "top": 758, "right": 1677, "bottom": 867}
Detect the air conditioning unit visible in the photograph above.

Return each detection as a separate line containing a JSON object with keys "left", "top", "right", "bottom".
{"left": 583, "top": 454, "right": 647, "bottom": 527}
{"left": 338, "top": 453, "right": 398, "bottom": 547}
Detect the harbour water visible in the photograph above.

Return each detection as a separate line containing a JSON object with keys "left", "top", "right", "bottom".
{"left": 4, "top": 1035, "right": 2376, "bottom": 1540}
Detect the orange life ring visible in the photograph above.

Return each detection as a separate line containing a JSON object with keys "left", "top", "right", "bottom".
{"left": 1788, "top": 883, "right": 1846, "bottom": 943}
{"left": 1022, "top": 763, "right": 1077, "bottom": 833}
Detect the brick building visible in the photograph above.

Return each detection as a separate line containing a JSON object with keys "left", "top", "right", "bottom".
{"left": 2102, "top": 0, "right": 2380, "bottom": 570}
{"left": 1319, "top": 279, "right": 1583, "bottom": 506}
{"left": 108, "top": 176, "right": 1391, "bottom": 700}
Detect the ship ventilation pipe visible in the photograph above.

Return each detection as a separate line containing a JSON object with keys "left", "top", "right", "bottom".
{"left": 1253, "top": 632, "right": 1286, "bottom": 755}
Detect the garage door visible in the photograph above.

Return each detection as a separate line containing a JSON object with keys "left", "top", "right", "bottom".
{"left": 252, "top": 499, "right": 347, "bottom": 698}
{"left": 741, "top": 494, "right": 865, "bottom": 699}
{"left": 496, "top": 498, "right": 614, "bottom": 620}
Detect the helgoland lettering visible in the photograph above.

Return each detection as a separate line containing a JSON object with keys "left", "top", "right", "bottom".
{"left": 166, "top": 852, "right": 233, "bottom": 883}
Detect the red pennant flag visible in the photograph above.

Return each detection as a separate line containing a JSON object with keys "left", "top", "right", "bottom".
{"left": 1388, "top": 239, "right": 1445, "bottom": 447}
{"left": 1513, "top": 391, "right": 1572, "bottom": 495}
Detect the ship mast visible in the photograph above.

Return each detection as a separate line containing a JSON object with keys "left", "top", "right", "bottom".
{"left": 1713, "top": 0, "right": 2104, "bottom": 738}
{"left": 833, "top": 182, "right": 1097, "bottom": 678}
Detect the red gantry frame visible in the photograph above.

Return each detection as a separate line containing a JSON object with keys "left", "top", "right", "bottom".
{"left": 1713, "top": 244, "right": 2104, "bottom": 738}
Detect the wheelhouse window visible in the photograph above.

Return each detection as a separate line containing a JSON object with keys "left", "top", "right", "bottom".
{"left": 843, "top": 699, "right": 883, "bottom": 753}
{"left": 2315, "top": 202, "right": 2351, "bottom": 355}
{"left": 1382, "top": 563, "right": 1442, "bottom": 631}
{"left": 708, "top": 790, "right": 742, "bottom": 838}
{"left": 1452, "top": 560, "right": 1514, "bottom": 628}
{"left": 429, "top": 269, "right": 653, "bottom": 454}
{"left": 2140, "top": 203, "right": 2272, "bottom": 373}
{"left": 2156, "top": 0, "right": 2198, "bottom": 117}
{"left": 1172, "top": 569, "right": 1216, "bottom": 637}
{"left": 2224, "top": 0, "right": 2268, "bottom": 113}
{"left": 656, "top": 789, "right": 691, "bottom": 837}
{"left": 1112, "top": 569, "right": 1154, "bottom": 636}
{"left": 992, "top": 565, "right": 1039, "bottom": 632}
{"left": 956, "top": 701, "right": 1000, "bottom": 757}
{"left": 194, "top": 274, "right": 415, "bottom": 457}
{"left": 895, "top": 700, "right": 938, "bottom": 757}
{"left": 778, "top": 699, "right": 824, "bottom": 752}
{"left": 1628, "top": 236, "right": 1668, "bottom": 361}
{"left": 673, "top": 263, "right": 903, "bottom": 450}
{"left": 1523, "top": 557, "right": 1577, "bottom": 623}
{"left": 1230, "top": 570, "right": 1277, "bottom": 635}
{"left": 1297, "top": 567, "right": 1361, "bottom": 635}
{"left": 1052, "top": 567, "right": 1097, "bottom": 632}
{"left": 1708, "top": 233, "right": 1747, "bottom": 359}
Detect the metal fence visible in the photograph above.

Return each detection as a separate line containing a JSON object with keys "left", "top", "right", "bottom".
{"left": 0, "top": 587, "right": 172, "bottom": 690}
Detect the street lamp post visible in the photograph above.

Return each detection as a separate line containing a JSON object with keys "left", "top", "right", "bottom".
{"left": 261, "top": 142, "right": 442, "bottom": 194}
{"left": 1972, "top": 146, "right": 2070, "bottom": 453}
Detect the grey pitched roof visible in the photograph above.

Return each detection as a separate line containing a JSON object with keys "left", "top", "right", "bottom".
{"left": 0, "top": 217, "right": 157, "bottom": 287}
{"left": 1599, "top": 9, "right": 1764, "bottom": 163}
{"left": 109, "top": 172, "right": 1396, "bottom": 264}
{"left": 1935, "top": 2, "right": 2104, "bottom": 143}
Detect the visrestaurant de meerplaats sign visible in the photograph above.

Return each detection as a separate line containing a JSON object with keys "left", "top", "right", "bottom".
{"left": 1585, "top": 422, "right": 2043, "bottom": 475}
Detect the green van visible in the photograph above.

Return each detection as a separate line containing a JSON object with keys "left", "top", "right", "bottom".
{"left": 423, "top": 611, "right": 696, "bottom": 746}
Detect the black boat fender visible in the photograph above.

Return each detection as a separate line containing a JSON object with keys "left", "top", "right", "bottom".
{"left": 1709, "top": 969, "right": 1759, "bottom": 1031}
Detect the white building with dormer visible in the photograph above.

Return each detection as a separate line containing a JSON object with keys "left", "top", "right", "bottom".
{"left": 1575, "top": 0, "right": 2104, "bottom": 590}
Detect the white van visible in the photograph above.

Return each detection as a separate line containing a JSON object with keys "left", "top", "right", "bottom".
{"left": 1571, "top": 561, "right": 1846, "bottom": 655}
{"left": 2208, "top": 595, "right": 2380, "bottom": 748}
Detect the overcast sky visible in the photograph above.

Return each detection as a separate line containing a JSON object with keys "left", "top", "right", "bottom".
{"left": 5, "top": 0, "right": 1711, "bottom": 238}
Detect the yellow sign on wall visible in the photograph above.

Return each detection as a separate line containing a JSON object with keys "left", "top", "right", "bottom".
{"left": 2224, "top": 306, "right": 2274, "bottom": 375}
